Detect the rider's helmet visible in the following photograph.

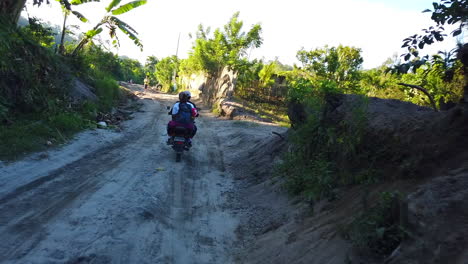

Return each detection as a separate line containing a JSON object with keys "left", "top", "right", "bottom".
{"left": 179, "top": 91, "right": 189, "bottom": 102}
{"left": 184, "top": 91, "right": 191, "bottom": 100}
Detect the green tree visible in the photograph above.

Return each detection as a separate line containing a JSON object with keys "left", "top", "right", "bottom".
{"left": 155, "top": 56, "right": 179, "bottom": 91}
{"left": 186, "top": 12, "right": 262, "bottom": 76}
{"left": 119, "top": 57, "right": 144, "bottom": 83}
{"left": 297, "top": 45, "right": 364, "bottom": 93}
{"left": 0, "top": 0, "right": 96, "bottom": 26}
{"left": 72, "top": 0, "right": 147, "bottom": 55}
{"left": 259, "top": 61, "right": 280, "bottom": 88}
{"left": 145, "top": 56, "right": 159, "bottom": 73}
{"left": 20, "top": 17, "right": 56, "bottom": 48}
{"left": 399, "top": 0, "right": 467, "bottom": 101}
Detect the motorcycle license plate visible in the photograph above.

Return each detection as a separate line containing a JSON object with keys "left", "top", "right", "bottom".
{"left": 174, "top": 137, "right": 185, "bottom": 143}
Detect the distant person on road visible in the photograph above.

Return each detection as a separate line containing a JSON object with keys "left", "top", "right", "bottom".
{"left": 167, "top": 92, "right": 198, "bottom": 145}
{"left": 144, "top": 76, "right": 150, "bottom": 90}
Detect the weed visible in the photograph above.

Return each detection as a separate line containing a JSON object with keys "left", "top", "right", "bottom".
{"left": 0, "top": 112, "right": 88, "bottom": 160}
{"left": 275, "top": 89, "right": 376, "bottom": 203}
{"left": 94, "top": 76, "right": 121, "bottom": 111}
{"left": 345, "top": 191, "right": 405, "bottom": 257}
{"left": 212, "top": 101, "right": 221, "bottom": 116}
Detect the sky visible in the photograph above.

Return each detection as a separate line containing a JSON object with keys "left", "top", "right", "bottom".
{"left": 22, "top": 0, "right": 465, "bottom": 69}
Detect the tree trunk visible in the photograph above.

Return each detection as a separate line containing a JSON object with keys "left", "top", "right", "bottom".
{"left": 0, "top": 0, "right": 28, "bottom": 25}
{"left": 71, "top": 37, "right": 88, "bottom": 56}
{"left": 58, "top": 12, "right": 68, "bottom": 54}
{"left": 457, "top": 44, "right": 468, "bottom": 104}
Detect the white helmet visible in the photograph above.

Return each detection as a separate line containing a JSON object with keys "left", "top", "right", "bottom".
{"left": 184, "top": 91, "right": 191, "bottom": 99}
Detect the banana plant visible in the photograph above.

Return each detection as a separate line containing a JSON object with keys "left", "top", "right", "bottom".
{"left": 58, "top": 0, "right": 99, "bottom": 54}
{"left": 71, "top": 0, "right": 147, "bottom": 56}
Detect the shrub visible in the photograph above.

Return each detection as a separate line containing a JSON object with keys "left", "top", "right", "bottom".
{"left": 345, "top": 192, "right": 405, "bottom": 257}
{"left": 276, "top": 81, "right": 372, "bottom": 202}
{"left": 94, "top": 76, "right": 120, "bottom": 110}
{"left": 48, "top": 112, "right": 85, "bottom": 134}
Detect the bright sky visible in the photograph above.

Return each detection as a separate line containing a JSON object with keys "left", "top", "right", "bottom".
{"left": 23, "top": 0, "right": 464, "bottom": 69}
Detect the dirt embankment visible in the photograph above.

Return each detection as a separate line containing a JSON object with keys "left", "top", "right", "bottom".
{"left": 228, "top": 95, "right": 468, "bottom": 263}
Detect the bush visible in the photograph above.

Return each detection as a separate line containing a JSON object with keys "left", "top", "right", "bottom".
{"left": 94, "top": 76, "right": 120, "bottom": 110}
{"left": 345, "top": 192, "right": 405, "bottom": 257}
{"left": 276, "top": 82, "right": 372, "bottom": 202}
{"left": 48, "top": 112, "right": 86, "bottom": 134}
{"left": 0, "top": 22, "right": 70, "bottom": 114}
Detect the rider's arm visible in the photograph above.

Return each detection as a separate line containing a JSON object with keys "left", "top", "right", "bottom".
{"left": 171, "top": 103, "right": 180, "bottom": 115}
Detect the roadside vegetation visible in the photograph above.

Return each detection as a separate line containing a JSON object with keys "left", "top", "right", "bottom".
{"left": 1, "top": 0, "right": 466, "bottom": 259}
{"left": 0, "top": 0, "right": 148, "bottom": 160}
{"left": 145, "top": 0, "right": 465, "bottom": 259}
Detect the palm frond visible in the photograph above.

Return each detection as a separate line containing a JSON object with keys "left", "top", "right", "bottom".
{"left": 106, "top": 0, "right": 122, "bottom": 12}
{"left": 111, "top": 0, "right": 147, "bottom": 15}
{"left": 71, "top": 11, "right": 88, "bottom": 22}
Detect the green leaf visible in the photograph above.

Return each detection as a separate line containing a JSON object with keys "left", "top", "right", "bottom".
{"left": 57, "top": 0, "right": 72, "bottom": 10}
{"left": 108, "top": 16, "right": 138, "bottom": 34}
{"left": 72, "top": 11, "right": 88, "bottom": 22}
{"left": 106, "top": 0, "right": 122, "bottom": 12}
{"left": 70, "top": 0, "right": 99, "bottom": 5}
{"left": 452, "top": 28, "right": 462, "bottom": 36}
{"left": 85, "top": 27, "right": 103, "bottom": 38}
{"left": 116, "top": 22, "right": 143, "bottom": 50}
{"left": 111, "top": 0, "right": 147, "bottom": 15}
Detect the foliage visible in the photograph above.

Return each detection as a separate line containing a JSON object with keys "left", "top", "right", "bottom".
{"left": 399, "top": 0, "right": 467, "bottom": 72}
{"left": 235, "top": 59, "right": 292, "bottom": 104}
{"left": 155, "top": 56, "right": 179, "bottom": 92}
{"left": 20, "top": 17, "right": 56, "bottom": 48}
{"left": 119, "top": 57, "right": 145, "bottom": 83}
{"left": 363, "top": 57, "right": 464, "bottom": 107}
{"left": 234, "top": 59, "right": 263, "bottom": 95}
{"left": 0, "top": 111, "right": 90, "bottom": 160}
{"left": 185, "top": 12, "right": 263, "bottom": 76}
{"left": 345, "top": 192, "right": 405, "bottom": 257}
{"left": 72, "top": 0, "right": 147, "bottom": 55}
{"left": 297, "top": 45, "right": 364, "bottom": 93}
{"left": 259, "top": 61, "right": 280, "bottom": 88}
{"left": 0, "top": 22, "right": 70, "bottom": 114}
{"left": 94, "top": 76, "right": 121, "bottom": 110}
{"left": 0, "top": 18, "right": 142, "bottom": 159}
{"left": 144, "top": 55, "right": 159, "bottom": 85}
{"left": 277, "top": 81, "right": 371, "bottom": 202}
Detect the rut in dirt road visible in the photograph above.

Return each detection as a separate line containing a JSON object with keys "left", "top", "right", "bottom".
{"left": 0, "top": 90, "right": 238, "bottom": 263}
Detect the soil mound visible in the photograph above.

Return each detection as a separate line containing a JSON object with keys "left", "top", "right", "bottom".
{"left": 232, "top": 95, "right": 468, "bottom": 263}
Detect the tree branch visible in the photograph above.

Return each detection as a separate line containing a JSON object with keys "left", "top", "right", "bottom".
{"left": 272, "top": 131, "right": 285, "bottom": 140}
{"left": 397, "top": 83, "right": 438, "bottom": 111}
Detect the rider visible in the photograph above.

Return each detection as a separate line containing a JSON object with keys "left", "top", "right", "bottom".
{"left": 167, "top": 92, "right": 198, "bottom": 145}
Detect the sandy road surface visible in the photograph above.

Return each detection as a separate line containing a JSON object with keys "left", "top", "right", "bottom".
{"left": 0, "top": 88, "right": 252, "bottom": 263}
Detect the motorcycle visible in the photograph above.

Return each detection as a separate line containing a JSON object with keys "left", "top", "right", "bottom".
{"left": 168, "top": 126, "right": 192, "bottom": 162}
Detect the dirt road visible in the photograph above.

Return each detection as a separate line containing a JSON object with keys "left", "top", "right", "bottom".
{"left": 0, "top": 87, "right": 285, "bottom": 263}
